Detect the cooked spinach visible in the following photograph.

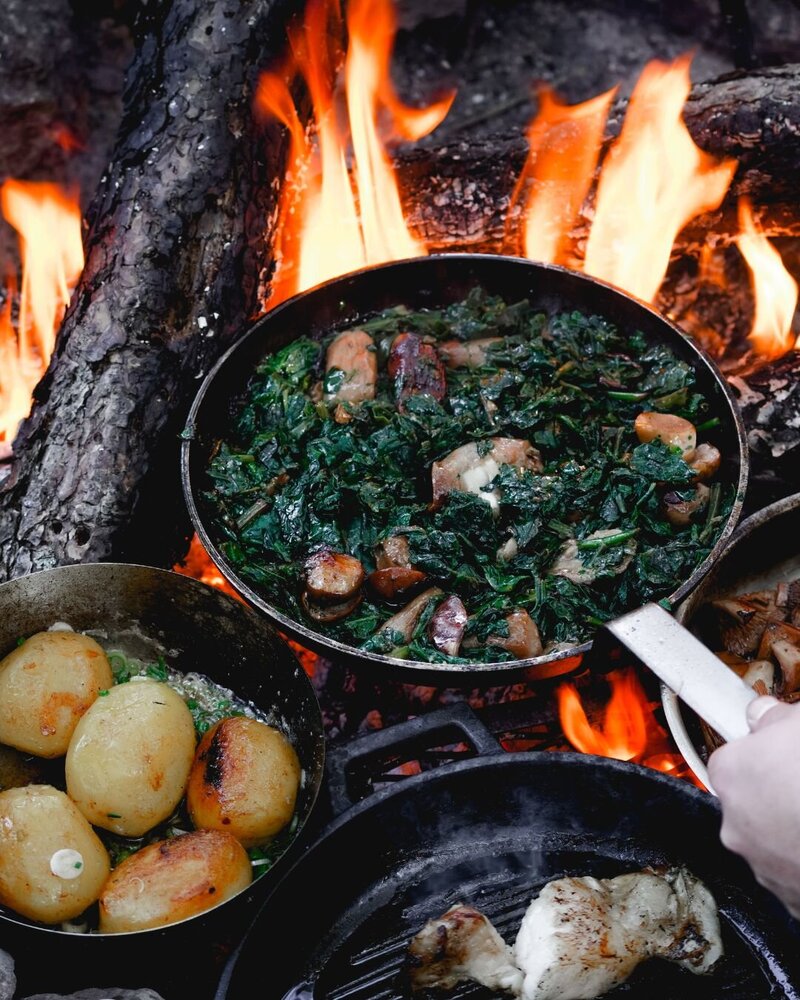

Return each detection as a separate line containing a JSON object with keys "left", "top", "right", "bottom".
{"left": 206, "top": 289, "right": 734, "bottom": 663}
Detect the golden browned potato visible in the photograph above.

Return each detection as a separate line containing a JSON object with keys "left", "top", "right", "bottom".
{"left": 0, "top": 631, "right": 113, "bottom": 758}
{"left": 98, "top": 829, "right": 252, "bottom": 933}
{"left": 0, "top": 785, "right": 110, "bottom": 924}
{"left": 65, "top": 679, "right": 196, "bottom": 837}
{"left": 187, "top": 717, "right": 301, "bottom": 848}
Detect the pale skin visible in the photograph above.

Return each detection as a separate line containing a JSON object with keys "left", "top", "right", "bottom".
{"left": 708, "top": 697, "right": 800, "bottom": 918}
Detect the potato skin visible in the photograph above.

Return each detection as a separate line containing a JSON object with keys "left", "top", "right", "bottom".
{"left": 65, "top": 679, "right": 196, "bottom": 837}
{"left": 187, "top": 717, "right": 301, "bottom": 848}
{"left": 98, "top": 829, "right": 252, "bottom": 933}
{"left": 0, "top": 631, "right": 113, "bottom": 758}
{"left": 0, "top": 785, "right": 110, "bottom": 924}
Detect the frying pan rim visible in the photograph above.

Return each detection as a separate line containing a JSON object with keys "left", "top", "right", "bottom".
{"left": 0, "top": 561, "right": 326, "bottom": 940}
{"left": 182, "top": 253, "right": 748, "bottom": 681}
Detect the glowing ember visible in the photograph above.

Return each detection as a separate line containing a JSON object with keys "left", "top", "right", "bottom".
{"left": 581, "top": 55, "right": 736, "bottom": 304}
{"left": 736, "top": 198, "right": 799, "bottom": 360}
{"left": 0, "top": 180, "right": 83, "bottom": 453}
{"left": 518, "top": 86, "right": 616, "bottom": 267}
{"left": 255, "top": 0, "right": 452, "bottom": 306}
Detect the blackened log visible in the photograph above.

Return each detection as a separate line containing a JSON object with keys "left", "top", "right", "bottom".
{"left": 729, "top": 352, "right": 800, "bottom": 506}
{"left": 396, "top": 65, "right": 800, "bottom": 253}
{"left": 0, "top": 0, "right": 295, "bottom": 578}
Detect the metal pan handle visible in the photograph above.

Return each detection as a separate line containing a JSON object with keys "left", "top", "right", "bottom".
{"left": 325, "top": 702, "right": 502, "bottom": 816}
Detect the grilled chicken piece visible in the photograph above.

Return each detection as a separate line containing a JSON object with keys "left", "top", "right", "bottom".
{"left": 634, "top": 412, "right": 697, "bottom": 458}
{"left": 325, "top": 330, "right": 377, "bottom": 420}
{"left": 549, "top": 529, "right": 637, "bottom": 585}
{"left": 408, "top": 904, "right": 523, "bottom": 995}
{"left": 388, "top": 332, "right": 447, "bottom": 410}
{"left": 432, "top": 438, "right": 543, "bottom": 512}
{"left": 438, "top": 338, "right": 502, "bottom": 368}
{"left": 514, "top": 868, "right": 723, "bottom": 1000}
{"left": 428, "top": 595, "right": 468, "bottom": 656}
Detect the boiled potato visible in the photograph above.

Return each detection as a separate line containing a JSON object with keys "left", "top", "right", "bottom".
{"left": 0, "top": 785, "right": 110, "bottom": 924}
{"left": 0, "top": 631, "right": 113, "bottom": 758}
{"left": 98, "top": 829, "right": 251, "bottom": 933}
{"left": 66, "top": 679, "right": 196, "bottom": 837}
{"left": 187, "top": 717, "right": 301, "bottom": 848}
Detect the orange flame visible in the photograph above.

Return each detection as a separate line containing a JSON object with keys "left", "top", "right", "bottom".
{"left": 581, "top": 54, "right": 736, "bottom": 303}
{"left": 736, "top": 198, "right": 799, "bottom": 360}
{"left": 0, "top": 180, "right": 83, "bottom": 452}
{"left": 518, "top": 85, "right": 616, "bottom": 266}
{"left": 255, "top": 0, "right": 453, "bottom": 307}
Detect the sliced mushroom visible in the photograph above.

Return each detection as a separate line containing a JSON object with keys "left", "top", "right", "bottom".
{"left": 301, "top": 590, "right": 363, "bottom": 624}
{"left": 496, "top": 535, "right": 519, "bottom": 563}
{"left": 387, "top": 332, "right": 447, "bottom": 410}
{"left": 711, "top": 591, "right": 784, "bottom": 658}
{"left": 662, "top": 484, "right": 710, "bottom": 527}
{"left": 757, "top": 621, "right": 800, "bottom": 695}
{"left": 368, "top": 567, "right": 428, "bottom": 603}
{"left": 688, "top": 443, "right": 721, "bottom": 481}
{"left": 634, "top": 412, "right": 697, "bottom": 457}
{"left": 375, "top": 534, "right": 413, "bottom": 570}
{"left": 324, "top": 329, "right": 377, "bottom": 409}
{"left": 376, "top": 588, "right": 443, "bottom": 644}
{"left": 431, "top": 438, "right": 543, "bottom": 512}
{"left": 304, "top": 549, "right": 365, "bottom": 603}
{"left": 488, "top": 610, "right": 543, "bottom": 659}
{"left": 428, "top": 596, "right": 468, "bottom": 656}
{"left": 549, "top": 529, "right": 637, "bottom": 585}
{"left": 741, "top": 660, "right": 776, "bottom": 695}
{"left": 438, "top": 338, "right": 502, "bottom": 369}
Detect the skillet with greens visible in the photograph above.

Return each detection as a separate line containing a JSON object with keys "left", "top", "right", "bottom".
{"left": 206, "top": 289, "right": 734, "bottom": 664}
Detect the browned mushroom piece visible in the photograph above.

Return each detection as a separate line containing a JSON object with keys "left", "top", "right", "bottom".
{"left": 757, "top": 621, "right": 800, "bottom": 695}
{"left": 304, "top": 549, "right": 365, "bottom": 603}
{"left": 368, "top": 567, "right": 428, "bottom": 603}
{"left": 387, "top": 332, "right": 447, "bottom": 410}
{"left": 662, "top": 484, "right": 710, "bottom": 527}
{"left": 488, "top": 610, "right": 543, "bottom": 659}
{"left": 711, "top": 591, "right": 785, "bottom": 658}
{"left": 428, "top": 596, "right": 468, "bottom": 657}
{"left": 634, "top": 412, "right": 697, "bottom": 457}
{"left": 375, "top": 588, "right": 443, "bottom": 643}
{"left": 742, "top": 660, "right": 776, "bottom": 695}
{"left": 375, "top": 534, "right": 413, "bottom": 570}
{"left": 324, "top": 329, "right": 378, "bottom": 408}
{"left": 431, "top": 438, "right": 543, "bottom": 512}
{"left": 688, "top": 443, "right": 721, "bottom": 481}
{"left": 438, "top": 338, "right": 503, "bottom": 369}
{"left": 300, "top": 590, "right": 363, "bottom": 624}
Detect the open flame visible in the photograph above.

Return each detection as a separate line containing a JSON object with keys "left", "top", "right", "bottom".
{"left": 736, "top": 198, "right": 799, "bottom": 360}
{"left": 557, "top": 668, "right": 702, "bottom": 785}
{"left": 0, "top": 180, "right": 83, "bottom": 454}
{"left": 255, "top": 0, "right": 453, "bottom": 306}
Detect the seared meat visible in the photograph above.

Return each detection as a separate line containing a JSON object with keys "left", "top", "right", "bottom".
{"left": 375, "top": 534, "right": 412, "bottom": 569}
{"left": 304, "top": 550, "right": 364, "bottom": 602}
{"left": 368, "top": 567, "right": 428, "bottom": 603}
{"left": 432, "top": 438, "right": 543, "bottom": 512}
{"left": 514, "top": 868, "right": 723, "bottom": 1000}
{"left": 388, "top": 332, "right": 447, "bottom": 410}
{"left": 325, "top": 329, "right": 378, "bottom": 418}
{"left": 408, "top": 904, "right": 523, "bottom": 994}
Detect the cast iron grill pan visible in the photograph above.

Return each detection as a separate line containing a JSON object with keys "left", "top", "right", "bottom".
{"left": 216, "top": 706, "right": 799, "bottom": 1000}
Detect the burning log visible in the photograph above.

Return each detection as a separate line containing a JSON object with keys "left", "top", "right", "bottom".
{"left": 0, "top": 0, "right": 290, "bottom": 578}
{"left": 396, "top": 65, "right": 800, "bottom": 253}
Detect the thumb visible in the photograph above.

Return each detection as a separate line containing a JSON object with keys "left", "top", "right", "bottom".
{"left": 746, "top": 696, "right": 797, "bottom": 731}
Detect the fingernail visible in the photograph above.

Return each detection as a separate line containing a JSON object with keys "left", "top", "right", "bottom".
{"left": 746, "top": 696, "right": 780, "bottom": 728}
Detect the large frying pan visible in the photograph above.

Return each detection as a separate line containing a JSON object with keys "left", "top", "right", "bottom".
{"left": 182, "top": 254, "right": 748, "bottom": 685}
{"left": 217, "top": 705, "right": 800, "bottom": 1000}
{"left": 0, "top": 564, "right": 325, "bottom": 998}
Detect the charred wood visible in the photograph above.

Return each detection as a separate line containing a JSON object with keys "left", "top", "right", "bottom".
{"left": 0, "top": 0, "right": 294, "bottom": 578}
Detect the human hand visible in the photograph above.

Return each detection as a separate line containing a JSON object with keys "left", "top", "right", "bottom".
{"left": 708, "top": 696, "right": 800, "bottom": 918}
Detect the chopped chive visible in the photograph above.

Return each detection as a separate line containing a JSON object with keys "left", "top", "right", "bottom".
{"left": 98, "top": 689, "right": 109, "bottom": 696}
{"left": 15, "top": 637, "right": 25, "bottom": 647}
{"left": 107, "top": 813, "right": 122, "bottom": 819}
{"left": 696, "top": 417, "right": 721, "bottom": 432}
{"left": 577, "top": 529, "right": 638, "bottom": 551}
{"left": 607, "top": 390, "right": 648, "bottom": 402}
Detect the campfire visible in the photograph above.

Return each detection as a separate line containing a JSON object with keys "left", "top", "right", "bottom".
{"left": 1, "top": 0, "right": 799, "bottom": 779}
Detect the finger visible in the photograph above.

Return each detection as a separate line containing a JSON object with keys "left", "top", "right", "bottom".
{"left": 747, "top": 697, "right": 798, "bottom": 732}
